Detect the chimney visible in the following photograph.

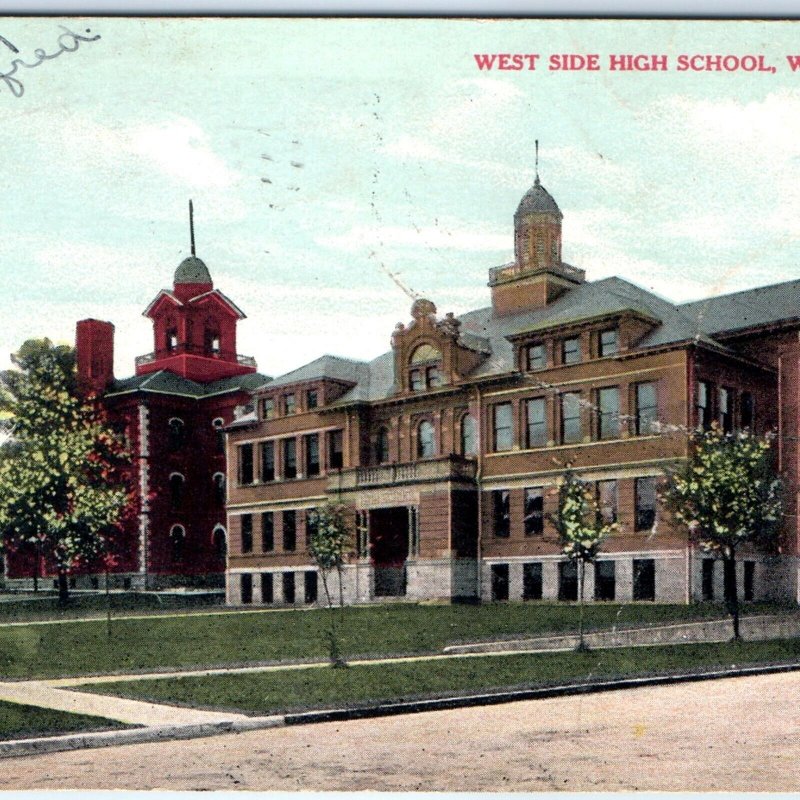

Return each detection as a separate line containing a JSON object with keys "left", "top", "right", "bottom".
{"left": 76, "top": 319, "right": 115, "bottom": 395}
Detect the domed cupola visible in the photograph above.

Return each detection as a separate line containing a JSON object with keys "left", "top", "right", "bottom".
{"left": 174, "top": 255, "right": 212, "bottom": 286}
{"left": 513, "top": 173, "right": 563, "bottom": 270}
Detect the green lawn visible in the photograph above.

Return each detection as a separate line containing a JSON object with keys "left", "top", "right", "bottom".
{"left": 0, "top": 601, "right": 788, "bottom": 680}
{"left": 0, "top": 699, "right": 130, "bottom": 741}
{"left": 81, "top": 638, "right": 800, "bottom": 716}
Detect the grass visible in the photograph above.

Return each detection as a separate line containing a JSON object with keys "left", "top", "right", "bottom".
{"left": 0, "top": 600, "right": 787, "bottom": 680}
{"left": 0, "top": 699, "right": 130, "bottom": 741}
{"left": 80, "top": 638, "right": 800, "bottom": 716}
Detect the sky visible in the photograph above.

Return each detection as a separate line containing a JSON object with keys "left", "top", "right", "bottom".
{"left": 4, "top": 17, "right": 800, "bottom": 379}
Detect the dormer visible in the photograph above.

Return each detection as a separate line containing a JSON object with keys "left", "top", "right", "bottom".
{"left": 391, "top": 298, "right": 489, "bottom": 394}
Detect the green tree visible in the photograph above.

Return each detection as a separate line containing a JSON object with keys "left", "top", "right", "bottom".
{"left": 662, "top": 424, "right": 782, "bottom": 640}
{"left": 0, "top": 339, "right": 131, "bottom": 605}
{"left": 307, "top": 501, "right": 352, "bottom": 668}
{"left": 551, "top": 469, "right": 617, "bottom": 651}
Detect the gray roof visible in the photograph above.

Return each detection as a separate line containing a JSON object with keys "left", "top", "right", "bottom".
{"left": 261, "top": 354, "right": 370, "bottom": 391}
{"left": 107, "top": 369, "right": 270, "bottom": 400}
{"left": 174, "top": 256, "right": 212, "bottom": 285}
{"left": 515, "top": 178, "right": 562, "bottom": 219}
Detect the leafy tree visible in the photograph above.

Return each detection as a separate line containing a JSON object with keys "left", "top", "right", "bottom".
{"left": 662, "top": 424, "right": 782, "bottom": 640}
{"left": 551, "top": 468, "right": 617, "bottom": 650}
{"left": 0, "top": 339, "right": 131, "bottom": 605}
{"left": 307, "top": 501, "right": 352, "bottom": 668}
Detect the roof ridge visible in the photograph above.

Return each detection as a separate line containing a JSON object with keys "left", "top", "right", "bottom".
{"left": 679, "top": 276, "right": 800, "bottom": 307}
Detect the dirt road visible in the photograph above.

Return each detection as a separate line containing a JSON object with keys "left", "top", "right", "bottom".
{"left": 1, "top": 671, "right": 798, "bottom": 791}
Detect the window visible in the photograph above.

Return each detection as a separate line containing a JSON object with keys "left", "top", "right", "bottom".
{"left": 284, "top": 393, "right": 296, "bottom": 415}
{"left": 305, "top": 434, "right": 320, "bottom": 477}
{"left": 525, "top": 343, "right": 546, "bottom": 371}
{"left": 597, "top": 387, "right": 620, "bottom": 440}
{"left": 561, "top": 392, "right": 582, "bottom": 444}
{"left": 558, "top": 561, "right": 578, "bottom": 601}
{"left": 460, "top": 414, "right": 477, "bottom": 457}
{"left": 240, "top": 573, "right": 253, "bottom": 605}
{"left": 594, "top": 560, "right": 616, "bottom": 601}
{"left": 204, "top": 327, "right": 221, "bottom": 355}
{"left": 635, "top": 382, "right": 658, "bottom": 435}
{"left": 492, "top": 490, "right": 510, "bottom": 538}
{"left": 409, "top": 344, "right": 443, "bottom": 391}
{"left": 306, "top": 389, "right": 318, "bottom": 410}
{"left": 633, "top": 558, "right": 655, "bottom": 601}
{"left": 702, "top": 559, "right": 715, "bottom": 601}
{"left": 238, "top": 443, "right": 254, "bottom": 485}
{"left": 261, "top": 573, "right": 273, "bottom": 604}
{"left": 169, "top": 473, "right": 184, "bottom": 511}
{"left": 599, "top": 329, "right": 619, "bottom": 357}
{"left": 492, "top": 403, "right": 513, "bottom": 452}
{"left": 426, "top": 365, "right": 442, "bottom": 388}
{"left": 409, "top": 369, "right": 424, "bottom": 392}
{"left": 523, "top": 562, "right": 543, "bottom": 600}
{"left": 168, "top": 418, "right": 185, "bottom": 451}
{"left": 697, "top": 380, "right": 713, "bottom": 430}
{"left": 305, "top": 512, "right": 317, "bottom": 548}
{"left": 170, "top": 525, "right": 185, "bottom": 563}
{"left": 213, "top": 526, "right": 226, "bottom": 560}
{"left": 523, "top": 488, "right": 544, "bottom": 536}
{"left": 376, "top": 427, "right": 390, "bottom": 464}
{"left": 212, "top": 418, "right": 225, "bottom": 453}
{"left": 635, "top": 477, "right": 657, "bottom": 531}
{"left": 305, "top": 571, "right": 318, "bottom": 604}
{"left": 741, "top": 392, "right": 754, "bottom": 429}
{"left": 328, "top": 430, "right": 344, "bottom": 470}
{"left": 166, "top": 327, "right": 178, "bottom": 351}
{"left": 744, "top": 560, "right": 755, "bottom": 601}
{"left": 282, "top": 510, "right": 296, "bottom": 551}
{"left": 562, "top": 337, "right": 580, "bottom": 365}
{"left": 260, "top": 441, "right": 275, "bottom": 482}
{"left": 283, "top": 572, "right": 296, "bottom": 604}
{"left": 596, "top": 480, "right": 618, "bottom": 524}
{"left": 525, "top": 398, "right": 546, "bottom": 448}
{"left": 417, "top": 420, "right": 436, "bottom": 459}
{"left": 241, "top": 514, "right": 253, "bottom": 554}
{"left": 491, "top": 564, "right": 509, "bottom": 601}
{"left": 719, "top": 387, "right": 733, "bottom": 433}
{"left": 261, "top": 512, "right": 274, "bottom": 551}
{"left": 261, "top": 398, "right": 275, "bottom": 420}
{"left": 282, "top": 438, "right": 297, "bottom": 479}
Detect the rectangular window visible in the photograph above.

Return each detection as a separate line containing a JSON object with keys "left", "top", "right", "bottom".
{"left": 261, "top": 397, "right": 275, "bottom": 420}
{"left": 492, "top": 490, "right": 510, "bottom": 538}
{"left": 702, "top": 558, "right": 715, "bottom": 601}
{"left": 744, "top": 560, "right": 755, "bottom": 602}
{"left": 562, "top": 337, "right": 581, "bottom": 365}
{"left": 426, "top": 365, "right": 442, "bottom": 388}
{"left": 282, "top": 572, "right": 296, "bottom": 604}
{"left": 261, "top": 512, "right": 274, "bottom": 552}
{"left": 284, "top": 393, "right": 296, "bottom": 415}
{"left": 260, "top": 573, "right": 273, "bottom": 604}
{"left": 719, "top": 387, "right": 733, "bottom": 433}
{"left": 526, "top": 343, "right": 546, "bottom": 370}
{"left": 491, "top": 564, "right": 509, "bottom": 601}
{"left": 305, "top": 434, "right": 320, "bottom": 477}
{"left": 523, "top": 562, "right": 543, "bottom": 600}
{"left": 596, "top": 479, "right": 618, "bottom": 524}
{"left": 328, "top": 430, "right": 344, "bottom": 470}
{"left": 561, "top": 392, "right": 582, "bottom": 444}
{"left": 241, "top": 514, "right": 253, "bottom": 554}
{"left": 594, "top": 560, "right": 616, "bottom": 601}
{"left": 260, "top": 440, "right": 275, "bottom": 482}
{"left": 633, "top": 558, "right": 655, "bottom": 601}
{"left": 306, "top": 389, "right": 318, "bottom": 410}
{"left": 493, "top": 402, "right": 513, "bottom": 452}
{"left": 697, "top": 380, "right": 713, "bottom": 430}
{"left": 304, "top": 571, "right": 318, "bottom": 604}
{"left": 282, "top": 510, "right": 296, "bottom": 552}
{"left": 282, "top": 438, "right": 297, "bottom": 479}
{"left": 635, "top": 477, "right": 657, "bottom": 531}
{"left": 599, "top": 329, "right": 619, "bottom": 357}
{"left": 741, "top": 391, "right": 754, "bottom": 429}
{"left": 410, "top": 369, "right": 424, "bottom": 392}
{"left": 635, "top": 382, "right": 658, "bottom": 436}
{"left": 558, "top": 561, "right": 578, "bottom": 601}
{"left": 240, "top": 573, "right": 253, "bottom": 605}
{"left": 523, "top": 488, "right": 544, "bottom": 536}
{"left": 525, "top": 398, "right": 546, "bottom": 448}
{"left": 597, "top": 386, "right": 620, "bottom": 440}
{"left": 238, "top": 443, "right": 254, "bottom": 485}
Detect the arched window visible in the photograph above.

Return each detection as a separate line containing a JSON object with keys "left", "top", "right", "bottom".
{"left": 204, "top": 324, "right": 221, "bottom": 355}
{"left": 460, "top": 414, "right": 478, "bottom": 457}
{"left": 212, "top": 525, "right": 227, "bottom": 560}
{"left": 169, "top": 473, "right": 185, "bottom": 511}
{"left": 212, "top": 417, "right": 225, "bottom": 453}
{"left": 170, "top": 525, "right": 186, "bottom": 563}
{"left": 375, "top": 427, "right": 390, "bottom": 464}
{"left": 165, "top": 322, "right": 178, "bottom": 352}
{"left": 212, "top": 472, "right": 226, "bottom": 507}
{"left": 409, "top": 344, "right": 443, "bottom": 392}
{"left": 168, "top": 418, "right": 185, "bottom": 451}
{"left": 417, "top": 420, "right": 436, "bottom": 459}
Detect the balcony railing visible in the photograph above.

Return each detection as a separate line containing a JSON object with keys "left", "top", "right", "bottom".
{"left": 488, "top": 260, "right": 586, "bottom": 286}
{"left": 135, "top": 343, "right": 256, "bottom": 368}
{"left": 333, "top": 454, "right": 477, "bottom": 490}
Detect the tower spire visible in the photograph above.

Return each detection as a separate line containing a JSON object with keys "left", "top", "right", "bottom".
{"left": 189, "top": 199, "right": 196, "bottom": 257}
{"left": 535, "top": 139, "right": 540, "bottom": 185}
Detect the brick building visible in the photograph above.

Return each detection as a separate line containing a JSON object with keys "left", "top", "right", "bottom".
{"left": 225, "top": 169, "right": 800, "bottom": 607}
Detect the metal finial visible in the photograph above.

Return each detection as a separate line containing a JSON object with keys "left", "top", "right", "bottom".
{"left": 189, "top": 200, "right": 196, "bottom": 256}
{"left": 535, "top": 139, "right": 540, "bottom": 184}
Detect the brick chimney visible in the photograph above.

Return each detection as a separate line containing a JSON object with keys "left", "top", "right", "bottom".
{"left": 76, "top": 319, "right": 115, "bottom": 395}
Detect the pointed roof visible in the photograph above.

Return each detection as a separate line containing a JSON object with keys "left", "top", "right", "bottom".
{"left": 515, "top": 177, "right": 562, "bottom": 219}
{"left": 174, "top": 255, "right": 212, "bottom": 285}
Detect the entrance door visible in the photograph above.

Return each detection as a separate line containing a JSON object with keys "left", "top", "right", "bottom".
{"left": 369, "top": 507, "right": 409, "bottom": 597}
